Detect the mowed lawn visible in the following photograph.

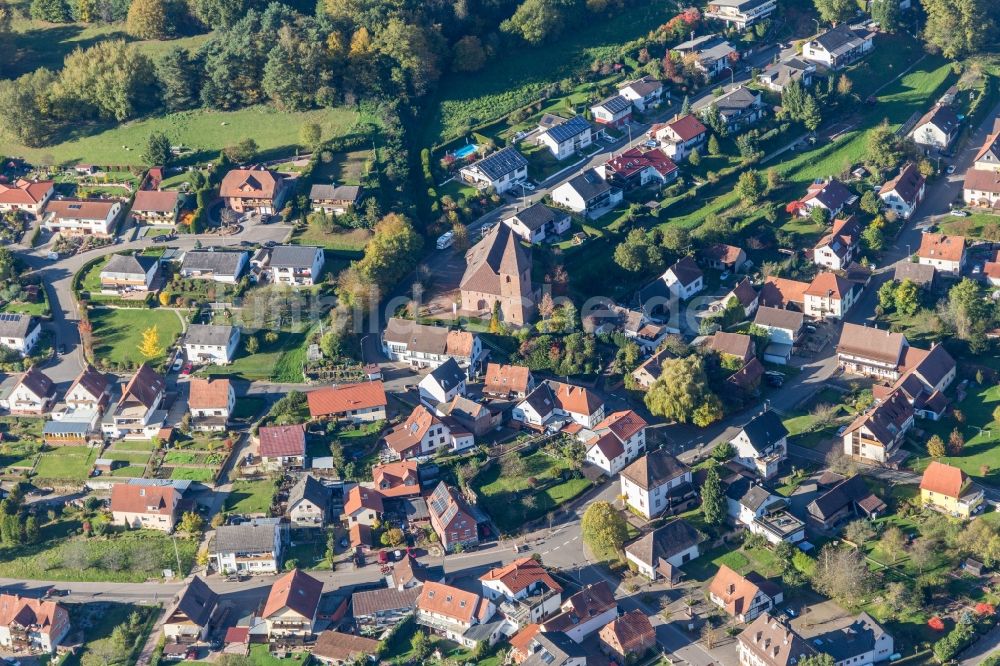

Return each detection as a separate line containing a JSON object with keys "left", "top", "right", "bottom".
{"left": 908, "top": 384, "right": 1000, "bottom": 484}
{"left": 33, "top": 447, "right": 98, "bottom": 481}
{"left": 0, "top": 105, "right": 368, "bottom": 167}
{"left": 90, "top": 307, "right": 184, "bottom": 367}
{"left": 225, "top": 480, "right": 276, "bottom": 515}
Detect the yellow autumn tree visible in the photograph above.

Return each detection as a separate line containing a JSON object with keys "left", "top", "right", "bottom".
{"left": 137, "top": 325, "right": 162, "bottom": 358}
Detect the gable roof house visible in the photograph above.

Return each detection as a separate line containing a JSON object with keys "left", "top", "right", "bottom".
{"left": 519, "top": 631, "right": 587, "bottom": 666}
{"left": 880, "top": 162, "right": 926, "bottom": 219}
{"left": 806, "top": 474, "right": 887, "bottom": 530}
{"left": 312, "top": 631, "right": 380, "bottom": 665}
{"left": 131, "top": 190, "right": 180, "bottom": 226}
{"left": 589, "top": 94, "right": 633, "bottom": 127}
{"left": 759, "top": 277, "right": 809, "bottom": 311}
{"left": 701, "top": 243, "right": 748, "bottom": 272}
{"left": 415, "top": 582, "right": 499, "bottom": 649}
{"left": 219, "top": 167, "right": 288, "bottom": 215}
{"left": 418, "top": 357, "right": 468, "bottom": 407}
{"left": 699, "top": 86, "right": 765, "bottom": 133}
{"left": 351, "top": 586, "right": 421, "bottom": 633}
{"left": 836, "top": 322, "right": 909, "bottom": 380}
{"left": 262, "top": 569, "right": 324, "bottom": 641}
{"left": 550, "top": 169, "right": 623, "bottom": 218}
{"left": 428, "top": 482, "right": 484, "bottom": 552}
{"left": 0, "top": 594, "right": 71, "bottom": 654}
{"left": 624, "top": 519, "right": 703, "bottom": 581}
{"left": 789, "top": 179, "right": 855, "bottom": 219}
{"left": 0, "top": 178, "right": 54, "bottom": 217}
{"left": 729, "top": 410, "right": 788, "bottom": 480}
{"left": 651, "top": 114, "right": 708, "bottom": 161}
{"left": 184, "top": 323, "right": 241, "bottom": 365}
{"left": 631, "top": 346, "right": 674, "bottom": 390}
{"left": 753, "top": 306, "right": 803, "bottom": 363}
{"left": 265, "top": 245, "right": 326, "bottom": 287}
{"left": 437, "top": 394, "right": 498, "bottom": 437}
{"left": 459, "top": 147, "right": 529, "bottom": 194}
{"left": 187, "top": 377, "right": 235, "bottom": 432}
{"left": 597, "top": 147, "right": 678, "bottom": 190}
{"left": 894, "top": 261, "right": 937, "bottom": 288}
{"left": 483, "top": 363, "right": 535, "bottom": 399}
{"left": 101, "top": 364, "right": 166, "bottom": 439}
{"left": 535, "top": 115, "right": 595, "bottom": 160}
{"left": 801, "top": 24, "right": 875, "bottom": 69}
{"left": 0, "top": 313, "right": 42, "bottom": 357}
{"left": 598, "top": 610, "right": 656, "bottom": 661}
{"left": 306, "top": 381, "right": 388, "bottom": 423}
{"left": 661, "top": 256, "right": 705, "bottom": 300}
{"left": 110, "top": 482, "right": 180, "bottom": 532}
{"left": 620, "top": 450, "right": 695, "bottom": 519}
{"left": 910, "top": 104, "right": 961, "bottom": 150}
{"left": 257, "top": 424, "right": 307, "bottom": 470}
{"left": 707, "top": 331, "right": 755, "bottom": 364}
{"left": 737, "top": 614, "right": 816, "bottom": 666}
{"left": 813, "top": 215, "right": 862, "bottom": 270}
{"left": 460, "top": 222, "right": 535, "bottom": 327}
{"left": 921, "top": 461, "right": 984, "bottom": 519}
{"left": 810, "top": 613, "right": 895, "bottom": 666}
{"left": 43, "top": 198, "right": 121, "bottom": 237}
{"left": 804, "top": 271, "right": 857, "bottom": 320}
{"left": 480, "top": 557, "right": 563, "bottom": 628}
{"left": 287, "top": 474, "right": 332, "bottom": 526}
{"left": 842, "top": 389, "right": 914, "bottom": 465}
{"left": 372, "top": 460, "right": 421, "bottom": 498}
{"left": 163, "top": 576, "right": 219, "bottom": 642}
{"left": 757, "top": 56, "right": 815, "bottom": 92}
{"left": 513, "top": 380, "right": 606, "bottom": 430}
{"left": 671, "top": 34, "right": 739, "bottom": 79}
{"left": 99, "top": 253, "right": 160, "bottom": 294}
{"left": 618, "top": 75, "right": 664, "bottom": 111}
{"left": 309, "top": 184, "right": 362, "bottom": 216}
{"left": 179, "top": 250, "right": 249, "bottom": 284}
{"left": 581, "top": 409, "right": 649, "bottom": 476}
{"left": 382, "top": 404, "right": 473, "bottom": 460}
{"left": 709, "top": 565, "right": 784, "bottom": 623}
{"left": 705, "top": 0, "right": 777, "bottom": 30}
{"left": 46, "top": 365, "right": 110, "bottom": 443}
{"left": 916, "top": 232, "right": 965, "bottom": 273}
{"left": 539, "top": 582, "right": 617, "bottom": 644}
{"left": 965, "top": 130, "right": 1000, "bottom": 206}
{"left": 211, "top": 517, "right": 286, "bottom": 575}
{"left": 382, "top": 318, "right": 483, "bottom": 372}
{"left": 502, "top": 203, "right": 571, "bottom": 244}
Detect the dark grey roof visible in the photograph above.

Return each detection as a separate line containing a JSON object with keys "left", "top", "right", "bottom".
{"left": 43, "top": 421, "right": 91, "bottom": 435}
{"left": 894, "top": 262, "right": 935, "bottom": 285}
{"left": 625, "top": 519, "right": 703, "bottom": 566}
{"left": 522, "top": 632, "right": 588, "bottom": 666}
{"left": 403, "top": 497, "right": 429, "bottom": 521}
{"left": 427, "top": 358, "right": 466, "bottom": 392}
{"left": 711, "top": 87, "right": 761, "bottom": 117}
{"left": 508, "top": 203, "right": 564, "bottom": 232}
{"left": 622, "top": 449, "right": 690, "bottom": 489}
{"left": 521, "top": 383, "right": 556, "bottom": 418}
{"left": 211, "top": 518, "right": 282, "bottom": 554}
{"left": 740, "top": 485, "right": 774, "bottom": 511}
{"left": 667, "top": 256, "right": 703, "bottom": 287}
{"left": 620, "top": 75, "right": 663, "bottom": 98}
{"left": 185, "top": 324, "right": 236, "bottom": 347}
{"left": 181, "top": 250, "right": 247, "bottom": 277}
{"left": 102, "top": 253, "right": 158, "bottom": 276}
{"left": 811, "top": 613, "right": 888, "bottom": 661}
{"left": 289, "top": 474, "right": 331, "bottom": 510}
{"left": 740, "top": 411, "right": 789, "bottom": 452}
{"left": 269, "top": 245, "right": 322, "bottom": 269}
{"left": 468, "top": 147, "right": 528, "bottom": 181}
{"left": 0, "top": 313, "right": 36, "bottom": 340}
{"left": 564, "top": 169, "right": 611, "bottom": 202}
{"left": 463, "top": 618, "right": 507, "bottom": 642}
{"left": 544, "top": 115, "right": 592, "bottom": 143}
{"left": 812, "top": 180, "right": 853, "bottom": 211}
{"left": 173, "top": 576, "right": 218, "bottom": 628}
{"left": 594, "top": 95, "right": 632, "bottom": 115}
{"left": 814, "top": 24, "right": 872, "bottom": 56}
{"left": 918, "top": 104, "right": 961, "bottom": 135}
{"left": 807, "top": 475, "right": 884, "bottom": 521}
{"left": 309, "top": 184, "right": 361, "bottom": 202}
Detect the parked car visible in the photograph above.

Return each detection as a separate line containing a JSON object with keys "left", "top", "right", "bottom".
{"left": 436, "top": 231, "right": 454, "bottom": 250}
{"left": 946, "top": 165, "right": 956, "bottom": 174}
{"left": 172, "top": 355, "right": 184, "bottom": 372}
{"left": 181, "top": 362, "right": 194, "bottom": 376}
{"left": 950, "top": 209, "right": 970, "bottom": 217}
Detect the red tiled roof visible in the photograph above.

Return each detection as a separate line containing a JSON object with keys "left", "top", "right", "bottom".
{"left": 188, "top": 377, "right": 231, "bottom": 410}
{"left": 262, "top": 569, "right": 323, "bottom": 619}
{"left": 110, "top": 483, "right": 175, "bottom": 516}
{"left": 0, "top": 179, "right": 52, "bottom": 205}
{"left": 132, "top": 190, "right": 179, "bottom": 213}
{"left": 595, "top": 410, "right": 648, "bottom": 442}
{"left": 344, "top": 486, "right": 384, "bottom": 515}
{"left": 599, "top": 609, "right": 656, "bottom": 654}
{"left": 920, "top": 461, "right": 967, "bottom": 498}
{"left": 46, "top": 199, "right": 117, "bottom": 221}
{"left": 917, "top": 233, "right": 965, "bottom": 262}
{"left": 665, "top": 114, "right": 707, "bottom": 141}
{"left": 759, "top": 276, "right": 809, "bottom": 307}
{"left": 307, "top": 382, "right": 387, "bottom": 418}
{"left": 219, "top": 168, "right": 283, "bottom": 200}
{"left": 372, "top": 460, "right": 421, "bottom": 498}
{"left": 258, "top": 424, "right": 306, "bottom": 458}
{"left": 0, "top": 595, "right": 68, "bottom": 638}
{"left": 805, "top": 271, "right": 852, "bottom": 299}
{"left": 552, "top": 381, "right": 604, "bottom": 417}
{"left": 605, "top": 147, "right": 678, "bottom": 179}
{"left": 480, "top": 557, "right": 563, "bottom": 596}
{"left": 484, "top": 363, "right": 532, "bottom": 395}
{"left": 509, "top": 623, "right": 542, "bottom": 662}
{"left": 416, "top": 582, "right": 484, "bottom": 625}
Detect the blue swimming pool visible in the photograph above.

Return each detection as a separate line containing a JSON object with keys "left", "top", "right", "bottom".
{"left": 452, "top": 143, "right": 478, "bottom": 160}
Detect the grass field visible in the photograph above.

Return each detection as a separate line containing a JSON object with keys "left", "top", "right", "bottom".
{"left": 203, "top": 328, "right": 309, "bottom": 382}
{"left": 473, "top": 450, "right": 592, "bottom": 533}
{"left": 170, "top": 467, "right": 216, "bottom": 482}
{"left": 426, "top": 0, "right": 677, "bottom": 144}
{"left": 908, "top": 384, "right": 1000, "bottom": 484}
{"left": 225, "top": 480, "right": 277, "bottom": 515}
{"left": 0, "top": 519, "right": 197, "bottom": 582}
{"left": 90, "top": 307, "right": 184, "bottom": 367}
{"left": 685, "top": 543, "right": 785, "bottom": 583}
{"left": 34, "top": 448, "right": 98, "bottom": 481}
{"left": 290, "top": 225, "right": 371, "bottom": 253}
{"left": 939, "top": 211, "right": 1000, "bottom": 238}
{"left": 0, "top": 105, "right": 370, "bottom": 167}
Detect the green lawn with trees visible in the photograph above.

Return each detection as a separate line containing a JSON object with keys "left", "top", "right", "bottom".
{"left": 89, "top": 307, "right": 184, "bottom": 369}
{"left": 224, "top": 480, "right": 277, "bottom": 515}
